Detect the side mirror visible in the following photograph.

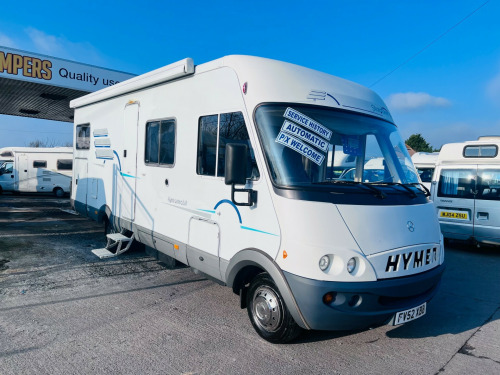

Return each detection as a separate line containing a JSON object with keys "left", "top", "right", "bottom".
{"left": 225, "top": 143, "right": 257, "bottom": 206}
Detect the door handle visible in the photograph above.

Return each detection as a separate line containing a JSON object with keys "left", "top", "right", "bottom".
{"left": 477, "top": 212, "right": 489, "bottom": 220}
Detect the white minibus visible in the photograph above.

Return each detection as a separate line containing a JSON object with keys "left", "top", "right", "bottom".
{"left": 431, "top": 137, "right": 500, "bottom": 245}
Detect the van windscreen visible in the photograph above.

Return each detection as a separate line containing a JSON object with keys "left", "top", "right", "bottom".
{"left": 254, "top": 104, "right": 419, "bottom": 189}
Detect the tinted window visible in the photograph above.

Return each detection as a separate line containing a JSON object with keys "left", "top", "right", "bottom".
{"left": 438, "top": 169, "right": 476, "bottom": 199}
{"left": 145, "top": 119, "right": 175, "bottom": 166}
{"left": 464, "top": 145, "right": 498, "bottom": 158}
{"left": 1, "top": 151, "right": 13, "bottom": 157}
{"left": 33, "top": 160, "right": 47, "bottom": 168}
{"left": 417, "top": 167, "right": 434, "bottom": 182}
{"left": 145, "top": 121, "right": 160, "bottom": 164}
{"left": 57, "top": 159, "right": 73, "bottom": 170}
{"left": 197, "top": 115, "right": 218, "bottom": 176}
{"left": 197, "top": 112, "right": 259, "bottom": 179}
{"left": 477, "top": 169, "right": 500, "bottom": 200}
{"left": 76, "top": 124, "right": 90, "bottom": 150}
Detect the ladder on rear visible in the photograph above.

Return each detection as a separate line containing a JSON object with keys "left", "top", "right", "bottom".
{"left": 92, "top": 232, "right": 135, "bottom": 259}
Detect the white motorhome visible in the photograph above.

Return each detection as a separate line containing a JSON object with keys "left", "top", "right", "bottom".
{"left": 431, "top": 137, "right": 500, "bottom": 245}
{"left": 412, "top": 152, "right": 439, "bottom": 190}
{"left": 70, "top": 55, "right": 444, "bottom": 343}
{"left": 0, "top": 147, "right": 73, "bottom": 196}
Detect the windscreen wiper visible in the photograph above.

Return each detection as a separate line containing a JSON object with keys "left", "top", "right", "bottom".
{"left": 373, "top": 182, "right": 419, "bottom": 198}
{"left": 411, "top": 183, "right": 431, "bottom": 197}
{"left": 320, "top": 180, "right": 386, "bottom": 199}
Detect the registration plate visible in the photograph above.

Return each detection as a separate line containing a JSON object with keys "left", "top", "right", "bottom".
{"left": 439, "top": 210, "right": 469, "bottom": 220}
{"left": 393, "top": 302, "right": 426, "bottom": 325}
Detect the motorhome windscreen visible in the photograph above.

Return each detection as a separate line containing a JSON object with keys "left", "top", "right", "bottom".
{"left": 255, "top": 104, "right": 419, "bottom": 188}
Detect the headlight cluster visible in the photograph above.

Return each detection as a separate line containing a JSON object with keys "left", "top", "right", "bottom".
{"left": 318, "top": 255, "right": 358, "bottom": 275}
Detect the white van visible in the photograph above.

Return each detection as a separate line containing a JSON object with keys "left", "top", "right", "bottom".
{"left": 70, "top": 55, "right": 444, "bottom": 343}
{"left": 431, "top": 137, "right": 500, "bottom": 245}
{"left": 412, "top": 152, "right": 439, "bottom": 190}
{"left": 0, "top": 147, "right": 73, "bottom": 196}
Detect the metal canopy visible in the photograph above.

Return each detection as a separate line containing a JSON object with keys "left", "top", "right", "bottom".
{"left": 0, "top": 77, "right": 88, "bottom": 122}
{"left": 0, "top": 46, "right": 136, "bottom": 123}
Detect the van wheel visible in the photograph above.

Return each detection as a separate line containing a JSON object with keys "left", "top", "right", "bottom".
{"left": 246, "top": 273, "right": 302, "bottom": 343}
{"left": 54, "top": 188, "right": 64, "bottom": 197}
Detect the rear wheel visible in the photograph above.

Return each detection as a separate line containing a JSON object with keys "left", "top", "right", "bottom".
{"left": 246, "top": 273, "right": 302, "bottom": 343}
{"left": 54, "top": 187, "right": 64, "bottom": 197}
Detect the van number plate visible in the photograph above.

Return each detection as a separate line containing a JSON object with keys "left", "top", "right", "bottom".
{"left": 393, "top": 302, "right": 426, "bottom": 325}
{"left": 439, "top": 210, "right": 468, "bottom": 220}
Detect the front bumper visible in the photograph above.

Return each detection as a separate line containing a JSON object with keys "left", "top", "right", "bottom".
{"left": 284, "top": 263, "right": 445, "bottom": 331}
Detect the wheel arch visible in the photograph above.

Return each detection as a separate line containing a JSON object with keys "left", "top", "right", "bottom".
{"left": 225, "top": 248, "right": 310, "bottom": 330}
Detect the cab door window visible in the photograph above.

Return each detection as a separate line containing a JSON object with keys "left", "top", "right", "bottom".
{"left": 197, "top": 111, "right": 259, "bottom": 179}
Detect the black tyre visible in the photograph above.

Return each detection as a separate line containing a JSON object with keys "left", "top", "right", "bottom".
{"left": 54, "top": 187, "right": 64, "bottom": 197}
{"left": 246, "top": 273, "right": 302, "bottom": 343}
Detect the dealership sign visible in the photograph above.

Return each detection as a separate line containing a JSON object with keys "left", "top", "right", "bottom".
{"left": 0, "top": 46, "right": 136, "bottom": 92}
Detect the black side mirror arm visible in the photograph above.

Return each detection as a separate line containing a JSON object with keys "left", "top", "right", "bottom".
{"left": 231, "top": 183, "right": 257, "bottom": 207}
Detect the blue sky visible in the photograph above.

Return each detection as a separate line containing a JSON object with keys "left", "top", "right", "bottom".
{"left": 1, "top": 0, "right": 499, "bottom": 149}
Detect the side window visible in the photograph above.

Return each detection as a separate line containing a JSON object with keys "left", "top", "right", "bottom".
{"left": 57, "top": 159, "right": 73, "bottom": 170}
{"left": 197, "top": 112, "right": 259, "bottom": 179}
{"left": 197, "top": 115, "right": 218, "bottom": 176}
{"left": 76, "top": 124, "right": 90, "bottom": 150}
{"left": 145, "top": 119, "right": 176, "bottom": 166}
{"left": 33, "top": 160, "right": 47, "bottom": 168}
{"left": 3, "top": 162, "right": 13, "bottom": 174}
{"left": 438, "top": 169, "right": 476, "bottom": 199}
{"left": 477, "top": 169, "right": 500, "bottom": 200}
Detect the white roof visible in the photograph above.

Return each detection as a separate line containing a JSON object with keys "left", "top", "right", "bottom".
{"left": 437, "top": 140, "right": 500, "bottom": 165}
{"left": 71, "top": 55, "right": 394, "bottom": 123}
{"left": 411, "top": 152, "right": 439, "bottom": 166}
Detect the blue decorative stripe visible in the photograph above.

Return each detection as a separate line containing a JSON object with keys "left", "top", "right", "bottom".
{"left": 214, "top": 199, "right": 242, "bottom": 224}
{"left": 327, "top": 93, "right": 340, "bottom": 105}
{"left": 113, "top": 150, "right": 122, "bottom": 171}
{"left": 198, "top": 209, "right": 216, "bottom": 214}
{"left": 96, "top": 157, "right": 113, "bottom": 160}
{"left": 95, "top": 145, "right": 111, "bottom": 148}
{"left": 120, "top": 172, "right": 138, "bottom": 178}
{"left": 240, "top": 225, "right": 279, "bottom": 237}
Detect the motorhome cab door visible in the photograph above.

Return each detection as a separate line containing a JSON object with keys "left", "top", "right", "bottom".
{"left": 435, "top": 165, "right": 477, "bottom": 240}
{"left": 119, "top": 102, "right": 139, "bottom": 222}
{"left": 474, "top": 165, "right": 500, "bottom": 242}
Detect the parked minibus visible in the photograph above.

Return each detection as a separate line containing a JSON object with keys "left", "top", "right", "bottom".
{"left": 431, "top": 137, "right": 500, "bottom": 245}
{"left": 70, "top": 55, "right": 444, "bottom": 343}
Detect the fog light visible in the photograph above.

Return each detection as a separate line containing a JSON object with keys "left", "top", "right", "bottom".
{"left": 347, "top": 257, "right": 356, "bottom": 273}
{"left": 319, "top": 255, "right": 330, "bottom": 271}
{"left": 323, "top": 292, "right": 337, "bottom": 305}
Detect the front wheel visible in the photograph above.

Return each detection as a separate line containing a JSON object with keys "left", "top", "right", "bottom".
{"left": 54, "top": 187, "right": 64, "bottom": 197}
{"left": 246, "top": 273, "right": 302, "bottom": 343}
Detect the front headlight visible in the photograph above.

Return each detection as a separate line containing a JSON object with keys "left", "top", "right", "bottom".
{"left": 319, "top": 255, "right": 330, "bottom": 271}
{"left": 347, "top": 257, "right": 357, "bottom": 273}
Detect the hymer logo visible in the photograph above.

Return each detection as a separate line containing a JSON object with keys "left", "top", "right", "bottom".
{"left": 385, "top": 248, "right": 439, "bottom": 272}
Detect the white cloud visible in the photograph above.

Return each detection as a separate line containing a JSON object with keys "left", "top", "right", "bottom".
{"left": 24, "top": 28, "right": 105, "bottom": 65}
{"left": 486, "top": 69, "right": 500, "bottom": 103}
{"left": 0, "top": 33, "right": 17, "bottom": 48}
{"left": 386, "top": 92, "right": 452, "bottom": 112}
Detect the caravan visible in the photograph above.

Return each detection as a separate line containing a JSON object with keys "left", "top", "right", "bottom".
{"left": 0, "top": 147, "right": 73, "bottom": 196}
{"left": 431, "top": 137, "right": 500, "bottom": 245}
{"left": 70, "top": 56, "right": 444, "bottom": 342}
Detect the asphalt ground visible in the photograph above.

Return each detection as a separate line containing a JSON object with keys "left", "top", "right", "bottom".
{"left": 0, "top": 194, "right": 499, "bottom": 375}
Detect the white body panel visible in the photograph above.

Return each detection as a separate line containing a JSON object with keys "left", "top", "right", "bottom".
{"left": 0, "top": 147, "right": 72, "bottom": 194}
{"left": 71, "top": 56, "right": 442, "bottom": 290}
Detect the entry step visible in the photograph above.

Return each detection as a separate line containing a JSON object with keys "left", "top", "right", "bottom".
{"left": 92, "top": 248, "right": 117, "bottom": 259}
{"left": 106, "top": 233, "right": 133, "bottom": 242}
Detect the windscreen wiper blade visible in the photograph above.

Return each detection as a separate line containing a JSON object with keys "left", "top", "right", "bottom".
{"left": 323, "top": 180, "right": 386, "bottom": 199}
{"left": 411, "top": 183, "right": 431, "bottom": 197}
{"left": 374, "top": 182, "right": 418, "bottom": 198}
